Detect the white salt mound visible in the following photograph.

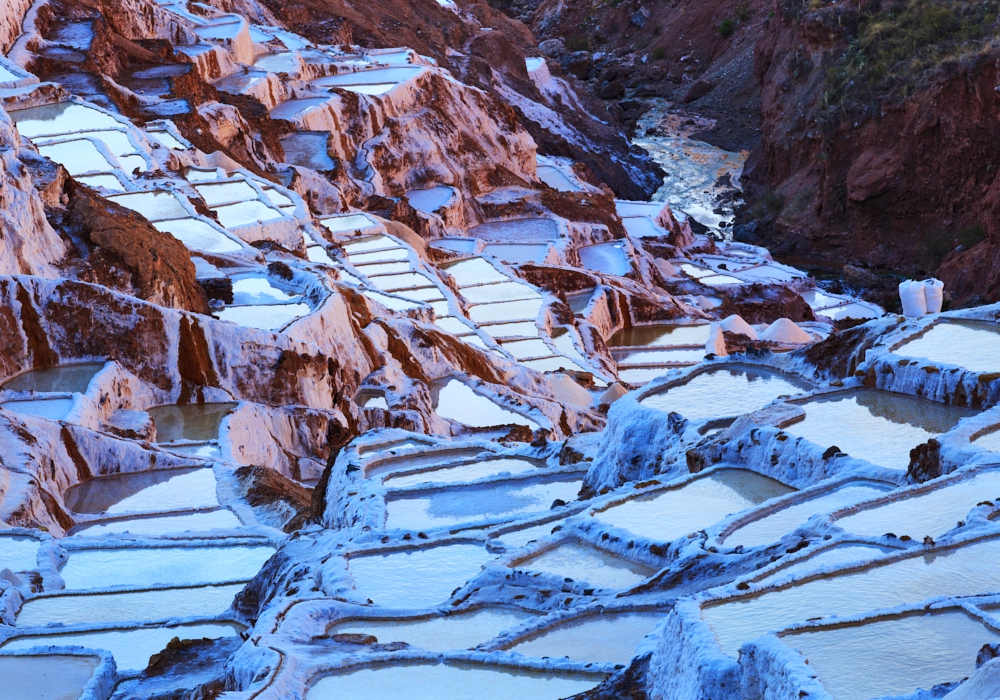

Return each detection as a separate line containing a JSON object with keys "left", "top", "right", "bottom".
{"left": 720, "top": 315, "right": 758, "bottom": 340}
{"left": 760, "top": 318, "right": 813, "bottom": 344}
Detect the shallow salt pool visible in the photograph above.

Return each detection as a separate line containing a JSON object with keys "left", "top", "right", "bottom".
{"left": 702, "top": 536, "right": 1000, "bottom": 656}
{"left": 0, "top": 535, "right": 40, "bottom": 572}
{"left": 468, "top": 298, "right": 545, "bottom": 323}
{"left": 59, "top": 545, "right": 275, "bottom": 591}
{"left": 482, "top": 243, "right": 549, "bottom": 264}
{"left": 608, "top": 324, "right": 711, "bottom": 348}
{"left": 347, "top": 543, "right": 493, "bottom": 609}
{"left": 443, "top": 258, "right": 508, "bottom": 286}
{"left": 508, "top": 611, "right": 662, "bottom": 664}
{"left": 70, "top": 508, "right": 242, "bottom": 538}
{"left": 578, "top": 242, "right": 631, "bottom": 276}
{"left": 782, "top": 389, "right": 978, "bottom": 471}
{"left": 537, "top": 165, "right": 579, "bottom": 192}
{"left": 65, "top": 467, "right": 218, "bottom": 515}
{"left": 612, "top": 348, "right": 707, "bottom": 366}
{"left": 108, "top": 191, "right": 189, "bottom": 221}
{"left": 384, "top": 457, "right": 542, "bottom": 488}
{"left": 154, "top": 218, "right": 242, "bottom": 253}
{"left": 15, "top": 583, "right": 244, "bottom": 628}
{"left": 10, "top": 102, "right": 122, "bottom": 138}
{"left": 385, "top": 476, "right": 581, "bottom": 531}
{"left": 639, "top": 366, "right": 812, "bottom": 422}
{"left": 433, "top": 379, "right": 539, "bottom": 430}
{"left": 230, "top": 276, "right": 298, "bottom": 305}
{"left": 215, "top": 303, "right": 311, "bottom": 330}
{"left": 781, "top": 610, "right": 1000, "bottom": 700}
{"left": 514, "top": 541, "right": 655, "bottom": 590}
{"left": 213, "top": 200, "right": 285, "bottom": 228}
{"left": 1, "top": 398, "right": 75, "bottom": 420}
{"left": 2, "top": 622, "right": 244, "bottom": 673}
{"left": 269, "top": 97, "right": 330, "bottom": 121}
{"left": 894, "top": 321, "right": 1000, "bottom": 374}
{"left": 724, "top": 482, "right": 892, "bottom": 549}
{"left": 757, "top": 544, "right": 897, "bottom": 582}
{"left": 306, "top": 662, "right": 602, "bottom": 700}
{"left": 2, "top": 363, "right": 104, "bottom": 394}
{"left": 594, "top": 469, "right": 794, "bottom": 543}
{"left": 329, "top": 608, "right": 536, "bottom": 651}
{"left": 459, "top": 282, "right": 540, "bottom": 305}
{"left": 835, "top": 468, "right": 1000, "bottom": 539}
{"left": 493, "top": 518, "right": 566, "bottom": 548}
{"left": 468, "top": 219, "right": 559, "bottom": 242}
{"left": 147, "top": 403, "right": 236, "bottom": 442}
{"left": 406, "top": 186, "right": 455, "bottom": 213}
{"left": 0, "top": 654, "right": 101, "bottom": 700}
{"left": 280, "top": 132, "right": 336, "bottom": 170}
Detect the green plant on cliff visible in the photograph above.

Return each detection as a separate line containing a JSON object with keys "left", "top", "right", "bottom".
{"left": 718, "top": 17, "right": 736, "bottom": 37}
{"left": 823, "top": 0, "right": 1000, "bottom": 117}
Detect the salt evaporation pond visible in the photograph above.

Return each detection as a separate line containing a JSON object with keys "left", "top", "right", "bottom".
{"left": 432, "top": 379, "right": 539, "bottom": 430}
{"left": 406, "top": 186, "right": 454, "bottom": 213}
{"left": 306, "top": 662, "right": 602, "bottom": 700}
{"left": 329, "top": 608, "right": 536, "bottom": 651}
{"left": 608, "top": 324, "right": 711, "bottom": 347}
{"left": 383, "top": 458, "right": 542, "bottom": 487}
{"left": 2, "top": 622, "right": 244, "bottom": 672}
{"left": 493, "top": 519, "right": 566, "bottom": 548}
{"left": 467, "top": 298, "right": 544, "bottom": 323}
{"left": 147, "top": 403, "right": 237, "bottom": 442}
{"left": 0, "top": 535, "right": 40, "bottom": 571}
{"left": 537, "top": 165, "right": 579, "bottom": 191}
{"left": 280, "top": 132, "right": 335, "bottom": 170}
{"left": 835, "top": 469, "right": 1000, "bottom": 539}
{"left": 384, "top": 476, "right": 581, "bottom": 530}
{"left": 578, "top": 241, "right": 630, "bottom": 276}
{"left": 2, "top": 363, "right": 104, "bottom": 393}
{"left": 515, "top": 541, "right": 654, "bottom": 590}
{"left": 0, "top": 654, "right": 101, "bottom": 700}
{"left": 508, "top": 611, "right": 662, "bottom": 664}
{"left": 781, "top": 610, "right": 1000, "bottom": 700}
{"left": 782, "top": 389, "right": 978, "bottom": 471}
{"left": 9, "top": 102, "right": 122, "bottom": 138}
{"left": 65, "top": 467, "right": 218, "bottom": 515}
{"left": 724, "top": 481, "right": 891, "bottom": 549}
{"left": 347, "top": 544, "right": 493, "bottom": 608}
{"left": 443, "top": 257, "right": 508, "bottom": 286}
{"left": 482, "top": 243, "right": 549, "bottom": 264}
{"left": 759, "top": 544, "right": 897, "bottom": 582}
{"left": 59, "top": 545, "right": 275, "bottom": 590}
{"left": 365, "top": 449, "right": 485, "bottom": 479}
{"left": 154, "top": 218, "right": 242, "bottom": 253}
{"left": 459, "top": 281, "right": 540, "bottom": 304}
{"left": 612, "top": 348, "right": 707, "bottom": 365}
{"left": 595, "top": 469, "right": 794, "bottom": 543}
{"left": 468, "top": 219, "right": 559, "bottom": 242}
{"left": 894, "top": 321, "right": 1000, "bottom": 374}
{"left": 702, "top": 536, "right": 1000, "bottom": 656}
{"left": 639, "top": 366, "right": 811, "bottom": 422}
{"left": 16, "top": 583, "right": 244, "bottom": 627}
{"left": 70, "top": 508, "right": 242, "bottom": 538}
{"left": 0, "top": 398, "right": 75, "bottom": 420}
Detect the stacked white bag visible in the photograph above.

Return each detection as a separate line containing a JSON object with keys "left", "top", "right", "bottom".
{"left": 898, "top": 278, "right": 944, "bottom": 317}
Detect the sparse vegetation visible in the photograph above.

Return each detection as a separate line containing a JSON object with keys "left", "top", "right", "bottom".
{"left": 651, "top": 46, "right": 666, "bottom": 60}
{"left": 718, "top": 17, "right": 736, "bottom": 37}
{"left": 566, "top": 37, "right": 592, "bottom": 51}
{"left": 958, "top": 224, "right": 987, "bottom": 248}
{"left": 821, "top": 0, "right": 1000, "bottom": 118}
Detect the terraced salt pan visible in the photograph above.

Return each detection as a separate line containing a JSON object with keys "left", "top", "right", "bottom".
{"left": 781, "top": 610, "right": 1000, "bottom": 700}
{"left": 579, "top": 241, "right": 631, "bottom": 276}
{"left": 9, "top": 102, "right": 123, "bottom": 138}
{"left": 724, "top": 482, "right": 892, "bottom": 549}
{"left": 368, "top": 272, "right": 435, "bottom": 292}
{"left": 70, "top": 508, "right": 242, "bottom": 537}
{"left": 383, "top": 458, "right": 542, "bottom": 488}
{"left": 468, "top": 298, "right": 545, "bottom": 323}
{"left": 349, "top": 247, "right": 408, "bottom": 264}
{"left": 501, "top": 339, "right": 552, "bottom": 360}
{"left": 385, "top": 476, "right": 581, "bottom": 531}
{"left": 213, "top": 199, "right": 285, "bottom": 228}
{"left": 493, "top": 519, "right": 566, "bottom": 548}
{"left": 640, "top": 366, "right": 811, "bottom": 422}
{"left": 254, "top": 51, "right": 298, "bottom": 73}
{"left": 835, "top": 469, "right": 1000, "bottom": 539}
{"left": 480, "top": 321, "right": 538, "bottom": 339}
{"left": 147, "top": 403, "right": 236, "bottom": 442}
{"left": 2, "top": 363, "right": 104, "bottom": 394}
{"left": 231, "top": 276, "right": 299, "bottom": 305}
{"left": 365, "top": 449, "right": 486, "bottom": 479}
{"left": 347, "top": 543, "right": 493, "bottom": 608}
{"left": 759, "top": 545, "right": 897, "bottom": 582}
{"left": 618, "top": 368, "right": 676, "bottom": 385}
{"left": 166, "top": 443, "right": 223, "bottom": 460}
{"left": 269, "top": 97, "right": 331, "bottom": 121}
{"left": 78, "top": 173, "right": 127, "bottom": 191}
{"left": 702, "top": 536, "right": 1000, "bottom": 656}
{"left": 433, "top": 379, "right": 539, "bottom": 430}
{"left": 608, "top": 324, "right": 711, "bottom": 348}
{"left": 894, "top": 321, "right": 1000, "bottom": 373}
{"left": 280, "top": 132, "right": 335, "bottom": 170}
{"left": 59, "top": 545, "right": 275, "bottom": 591}
{"left": 514, "top": 541, "right": 655, "bottom": 590}
{"left": 1, "top": 398, "right": 75, "bottom": 420}
{"left": 443, "top": 258, "right": 508, "bottom": 287}
{"left": 406, "top": 186, "right": 455, "bottom": 213}
{"left": 307, "top": 662, "right": 602, "bottom": 700}
{"left": 482, "top": 243, "right": 550, "bottom": 265}
{"left": 782, "top": 389, "right": 978, "bottom": 471}
{"left": 37, "top": 139, "right": 117, "bottom": 176}
{"left": 195, "top": 180, "right": 257, "bottom": 206}
{"left": 314, "top": 66, "right": 424, "bottom": 86}
{"left": 108, "top": 191, "right": 188, "bottom": 221}
{"left": 16, "top": 583, "right": 244, "bottom": 627}
{"left": 2, "top": 622, "right": 244, "bottom": 672}
{"left": 0, "top": 655, "right": 101, "bottom": 700}
{"left": 0, "top": 535, "right": 40, "bottom": 572}
{"left": 468, "top": 219, "right": 560, "bottom": 242}
{"left": 612, "top": 348, "right": 706, "bottom": 366}
{"left": 216, "top": 303, "right": 311, "bottom": 330}
{"left": 64, "top": 467, "right": 219, "bottom": 515}
{"left": 537, "top": 165, "right": 579, "bottom": 192}
{"left": 154, "top": 218, "right": 243, "bottom": 253}
{"left": 322, "top": 215, "right": 382, "bottom": 236}
{"left": 594, "top": 470, "right": 794, "bottom": 543}
{"left": 459, "top": 282, "right": 540, "bottom": 304}
{"left": 329, "top": 608, "right": 536, "bottom": 651}
{"left": 621, "top": 217, "right": 663, "bottom": 238}
{"left": 522, "top": 357, "right": 590, "bottom": 374}
{"left": 508, "top": 612, "right": 662, "bottom": 664}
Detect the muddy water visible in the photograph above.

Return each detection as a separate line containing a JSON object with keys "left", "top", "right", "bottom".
{"left": 65, "top": 467, "right": 219, "bottom": 515}
{"left": 147, "top": 403, "right": 237, "bottom": 442}
{"left": 781, "top": 610, "right": 1000, "bottom": 700}
{"left": 307, "top": 662, "right": 603, "bottom": 700}
{"left": 608, "top": 324, "right": 711, "bottom": 348}
{"left": 2, "top": 363, "right": 104, "bottom": 393}
{"left": 328, "top": 608, "right": 536, "bottom": 651}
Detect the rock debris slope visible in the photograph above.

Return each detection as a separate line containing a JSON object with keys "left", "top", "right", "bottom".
{"left": 0, "top": 1, "right": 997, "bottom": 700}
